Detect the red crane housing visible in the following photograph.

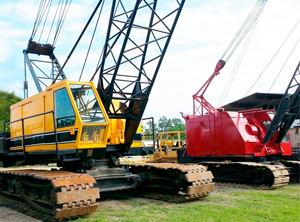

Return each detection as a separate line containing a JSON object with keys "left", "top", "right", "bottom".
{"left": 184, "top": 108, "right": 292, "bottom": 161}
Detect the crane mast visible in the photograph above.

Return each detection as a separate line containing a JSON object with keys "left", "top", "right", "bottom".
{"left": 263, "top": 61, "right": 300, "bottom": 144}
{"left": 23, "top": 40, "right": 67, "bottom": 96}
{"left": 95, "top": 0, "right": 185, "bottom": 153}
{"left": 192, "top": 60, "right": 226, "bottom": 116}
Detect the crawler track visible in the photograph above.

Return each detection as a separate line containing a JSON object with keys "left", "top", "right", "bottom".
{"left": 0, "top": 163, "right": 214, "bottom": 220}
{"left": 201, "top": 162, "right": 290, "bottom": 189}
{"left": 0, "top": 169, "right": 99, "bottom": 221}
{"left": 123, "top": 163, "right": 215, "bottom": 202}
{"left": 280, "top": 160, "right": 300, "bottom": 182}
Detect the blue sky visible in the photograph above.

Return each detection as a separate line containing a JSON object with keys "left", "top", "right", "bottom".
{"left": 0, "top": 0, "right": 299, "bottom": 121}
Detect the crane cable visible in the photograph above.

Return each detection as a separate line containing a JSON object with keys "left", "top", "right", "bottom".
{"left": 243, "top": 18, "right": 300, "bottom": 98}
{"left": 38, "top": 1, "right": 54, "bottom": 43}
{"left": 79, "top": 1, "right": 105, "bottom": 81}
{"left": 221, "top": 0, "right": 267, "bottom": 61}
{"left": 30, "top": 0, "right": 71, "bottom": 46}
{"left": 218, "top": 11, "right": 261, "bottom": 107}
{"left": 220, "top": 0, "right": 269, "bottom": 62}
{"left": 266, "top": 35, "right": 300, "bottom": 94}
{"left": 30, "top": 0, "right": 52, "bottom": 40}
{"left": 216, "top": 0, "right": 269, "bottom": 107}
{"left": 53, "top": 0, "right": 72, "bottom": 46}
{"left": 46, "top": 0, "right": 62, "bottom": 43}
{"left": 53, "top": 0, "right": 105, "bottom": 84}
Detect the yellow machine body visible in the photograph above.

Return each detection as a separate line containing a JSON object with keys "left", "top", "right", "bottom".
{"left": 9, "top": 80, "right": 111, "bottom": 152}
{"left": 106, "top": 100, "right": 143, "bottom": 148}
{"left": 131, "top": 123, "right": 143, "bottom": 148}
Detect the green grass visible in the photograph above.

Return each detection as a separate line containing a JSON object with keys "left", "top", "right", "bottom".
{"left": 73, "top": 184, "right": 300, "bottom": 222}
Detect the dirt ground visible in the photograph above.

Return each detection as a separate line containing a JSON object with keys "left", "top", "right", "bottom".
{"left": 0, "top": 207, "right": 42, "bottom": 222}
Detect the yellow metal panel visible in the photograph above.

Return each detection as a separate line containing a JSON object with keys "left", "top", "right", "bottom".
{"left": 10, "top": 105, "right": 22, "bottom": 138}
{"left": 107, "top": 118, "right": 125, "bottom": 145}
{"left": 23, "top": 96, "right": 45, "bottom": 135}
{"left": 45, "top": 87, "right": 54, "bottom": 132}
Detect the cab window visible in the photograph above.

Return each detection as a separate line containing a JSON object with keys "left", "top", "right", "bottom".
{"left": 54, "top": 88, "right": 75, "bottom": 128}
{"left": 69, "top": 84, "right": 106, "bottom": 123}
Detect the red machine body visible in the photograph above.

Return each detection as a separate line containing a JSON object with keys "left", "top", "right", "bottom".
{"left": 184, "top": 108, "right": 292, "bottom": 159}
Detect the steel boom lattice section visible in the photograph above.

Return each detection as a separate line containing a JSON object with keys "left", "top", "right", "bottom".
{"left": 95, "top": 0, "right": 185, "bottom": 151}
{"left": 263, "top": 60, "right": 300, "bottom": 144}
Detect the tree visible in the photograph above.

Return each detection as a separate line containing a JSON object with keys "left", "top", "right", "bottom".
{"left": 169, "top": 118, "right": 185, "bottom": 132}
{"left": 0, "top": 91, "right": 22, "bottom": 132}
{"left": 142, "top": 116, "right": 186, "bottom": 140}
{"left": 143, "top": 119, "right": 158, "bottom": 140}
{"left": 157, "top": 116, "right": 172, "bottom": 133}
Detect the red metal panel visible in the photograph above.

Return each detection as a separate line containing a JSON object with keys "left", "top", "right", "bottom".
{"left": 185, "top": 109, "right": 292, "bottom": 158}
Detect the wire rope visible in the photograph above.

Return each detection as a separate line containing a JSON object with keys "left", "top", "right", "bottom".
{"left": 221, "top": 0, "right": 268, "bottom": 61}
{"left": 53, "top": 0, "right": 72, "bottom": 46}
{"left": 218, "top": 12, "right": 262, "bottom": 107}
{"left": 264, "top": 36, "right": 300, "bottom": 100}
{"left": 38, "top": 0, "right": 53, "bottom": 43}
{"left": 79, "top": 1, "right": 105, "bottom": 81}
{"left": 31, "top": 0, "right": 49, "bottom": 39}
{"left": 46, "top": 0, "right": 62, "bottom": 43}
{"left": 218, "top": 25, "right": 255, "bottom": 107}
{"left": 30, "top": 0, "right": 45, "bottom": 39}
{"left": 29, "top": 0, "right": 71, "bottom": 45}
{"left": 243, "top": 18, "right": 300, "bottom": 98}
{"left": 54, "top": 0, "right": 72, "bottom": 46}
{"left": 216, "top": 0, "right": 268, "bottom": 107}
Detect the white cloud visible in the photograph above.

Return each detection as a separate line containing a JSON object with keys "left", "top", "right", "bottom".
{"left": 0, "top": 0, "right": 37, "bottom": 23}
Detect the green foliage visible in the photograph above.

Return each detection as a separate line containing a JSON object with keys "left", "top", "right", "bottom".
{"left": 157, "top": 116, "right": 172, "bottom": 132}
{"left": 143, "top": 116, "right": 186, "bottom": 140}
{"left": 169, "top": 118, "right": 185, "bottom": 132}
{"left": 0, "top": 91, "right": 22, "bottom": 132}
{"left": 143, "top": 119, "right": 158, "bottom": 140}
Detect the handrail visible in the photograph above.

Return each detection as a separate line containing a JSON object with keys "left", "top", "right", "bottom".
{"left": 0, "top": 121, "right": 7, "bottom": 156}
{"left": 2, "top": 110, "right": 60, "bottom": 159}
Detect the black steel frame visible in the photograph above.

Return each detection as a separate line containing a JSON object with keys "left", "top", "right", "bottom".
{"left": 23, "top": 43, "right": 67, "bottom": 97}
{"left": 263, "top": 60, "right": 300, "bottom": 144}
{"left": 95, "top": 0, "right": 185, "bottom": 152}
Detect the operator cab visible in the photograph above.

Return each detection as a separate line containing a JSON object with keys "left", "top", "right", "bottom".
{"left": 52, "top": 80, "right": 110, "bottom": 149}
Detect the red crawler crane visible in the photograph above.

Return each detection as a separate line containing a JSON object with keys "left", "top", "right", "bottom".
{"left": 178, "top": 0, "right": 300, "bottom": 187}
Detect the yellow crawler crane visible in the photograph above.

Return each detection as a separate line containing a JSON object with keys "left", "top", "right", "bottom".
{"left": 0, "top": 80, "right": 214, "bottom": 220}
